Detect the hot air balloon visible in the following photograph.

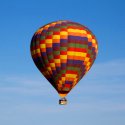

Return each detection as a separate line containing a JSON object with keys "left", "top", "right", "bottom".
{"left": 30, "top": 20, "right": 98, "bottom": 105}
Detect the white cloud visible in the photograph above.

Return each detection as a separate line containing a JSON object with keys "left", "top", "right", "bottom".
{"left": 1, "top": 99, "right": 125, "bottom": 115}
{"left": 0, "top": 75, "right": 54, "bottom": 96}
{"left": 68, "top": 59, "right": 125, "bottom": 96}
{"left": 0, "top": 58, "right": 125, "bottom": 118}
{"left": 0, "top": 59, "right": 125, "bottom": 100}
{"left": 88, "top": 59, "right": 125, "bottom": 78}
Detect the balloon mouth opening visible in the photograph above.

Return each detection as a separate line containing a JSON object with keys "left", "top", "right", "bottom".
{"left": 59, "top": 97, "right": 67, "bottom": 105}
{"left": 59, "top": 93, "right": 67, "bottom": 98}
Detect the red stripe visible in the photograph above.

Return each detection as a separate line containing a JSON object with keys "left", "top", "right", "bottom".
{"left": 49, "top": 59, "right": 54, "bottom": 63}
{"left": 60, "top": 28, "right": 67, "bottom": 31}
{"left": 60, "top": 51, "right": 67, "bottom": 55}
{"left": 40, "top": 68, "right": 46, "bottom": 72}
{"left": 46, "top": 63, "right": 50, "bottom": 67}
{"left": 53, "top": 32, "right": 60, "bottom": 35}
{"left": 65, "top": 84, "right": 70, "bottom": 88}
{"left": 54, "top": 55, "right": 60, "bottom": 59}
{"left": 66, "top": 70, "right": 77, "bottom": 74}
{"left": 35, "top": 45, "right": 40, "bottom": 49}
{"left": 62, "top": 74, "right": 65, "bottom": 77}
{"left": 40, "top": 40, "right": 45, "bottom": 44}
{"left": 79, "top": 27, "right": 84, "bottom": 30}
{"left": 92, "top": 35, "right": 95, "bottom": 39}
{"left": 31, "top": 46, "right": 35, "bottom": 51}
{"left": 89, "top": 59, "right": 92, "bottom": 62}
{"left": 31, "top": 45, "right": 40, "bottom": 51}
{"left": 68, "top": 48, "right": 87, "bottom": 52}
{"left": 46, "top": 35, "right": 52, "bottom": 39}
{"left": 86, "top": 54, "right": 90, "bottom": 58}
{"left": 86, "top": 30, "right": 91, "bottom": 34}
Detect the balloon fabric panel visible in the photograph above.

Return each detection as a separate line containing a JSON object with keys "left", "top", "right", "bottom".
{"left": 30, "top": 20, "right": 98, "bottom": 97}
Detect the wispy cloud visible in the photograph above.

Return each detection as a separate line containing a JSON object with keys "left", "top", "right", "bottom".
{"left": 0, "top": 75, "right": 53, "bottom": 96}
{"left": 88, "top": 59, "right": 125, "bottom": 78}
{"left": 0, "top": 59, "right": 125, "bottom": 96}
{"left": 1, "top": 99, "right": 125, "bottom": 115}
{"left": 0, "top": 59, "right": 125, "bottom": 124}
{"left": 70, "top": 59, "right": 125, "bottom": 96}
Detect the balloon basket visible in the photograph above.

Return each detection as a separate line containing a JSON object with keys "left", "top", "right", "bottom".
{"left": 59, "top": 97, "right": 67, "bottom": 105}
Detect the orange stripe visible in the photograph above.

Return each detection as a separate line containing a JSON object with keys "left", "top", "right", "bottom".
{"left": 53, "top": 39, "right": 60, "bottom": 43}
{"left": 88, "top": 38, "right": 92, "bottom": 42}
{"left": 65, "top": 77, "right": 74, "bottom": 81}
{"left": 32, "top": 52, "right": 41, "bottom": 58}
{"left": 46, "top": 43, "right": 52, "bottom": 47}
{"left": 67, "top": 55, "right": 84, "bottom": 60}
{"left": 61, "top": 59, "right": 67, "bottom": 63}
{"left": 41, "top": 48, "right": 46, "bottom": 52}
{"left": 60, "top": 35, "right": 67, "bottom": 39}
{"left": 55, "top": 63, "right": 61, "bottom": 67}
{"left": 68, "top": 32, "right": 83, "bottom": 36}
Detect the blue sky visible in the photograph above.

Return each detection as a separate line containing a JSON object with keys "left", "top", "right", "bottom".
{"left": 0, "top": 0, "right": 125, "bottom": 125}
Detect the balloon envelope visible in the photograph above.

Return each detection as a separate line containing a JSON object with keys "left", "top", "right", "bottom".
{"left": 30, "top": 20, "right": 98, "bottom": 97}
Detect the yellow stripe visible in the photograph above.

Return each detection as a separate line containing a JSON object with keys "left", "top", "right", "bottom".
{"left": 54, "top": 59, "right": 60, "bottom": 63}
{"left": 53, "top": 35, "right": 60, "bottom": 39}
{"left": 60, "top": 55, "right": 67, "bottom": 59}
{"left": 36, "top": 49, "right": 40, "bottom": 53}
{"left": 68, "top": 29, "right": 87, "bottom": 34}
{"left": 92, "top": 39, "right": 96, "bottom": 44}
{"left": 31, "top": 50, "right": 35, "bottom": 55}
{"left": 87, "top": 34, "right": 92, "bottom": 39}
{"left": 59, "top": 81, "right": 63, "bottom": 85}
{"left": 51, "top": 22, "right": 56, "bottom": 25}
{"left": 73, "top": 78, "right": 78, "bottom": 86}
{"left": 45, "top": 39, "right": 52, "bottom": 43}
{"left": 66, "top": 74, "right": 77, "bottom": 78}
{"left": 87, "top": 62, "right": 91, "bottom": 66}
{"left": 47, "top": 67, "right": 52, "bottom": 74}
{"left": 87, "top": 66, "right": 91, "bottom": 71}
{"left": 84, "top": 57, "right": 90, "bottom": 62}
{"left": 67, "top": 51, "right": 86, "bottom": 57}
{"left": 60, "top": 31, "right": 68, "bottom": 35}
{"left": 36, "top": 28, "right": 43, "bottom": 34}
{"left": 40, "top": 44, "right": 46, "bottom": 48}
{"left": 62, "top": 77, "right": 65, "bottom": 81}
{"left": 44, "top": 24, "right": 50, "bottom": 28}
{"left": 31, "top": 49, "right": 40, "bottom": 55}
{"left": 74, "top": 78, "right": 78, "bottom": 82}
{"left": 95, "top": 45, "right": 98, "bottom": 49}
{"left": 50, "top": 63, "right": 55, "bottom": 67}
